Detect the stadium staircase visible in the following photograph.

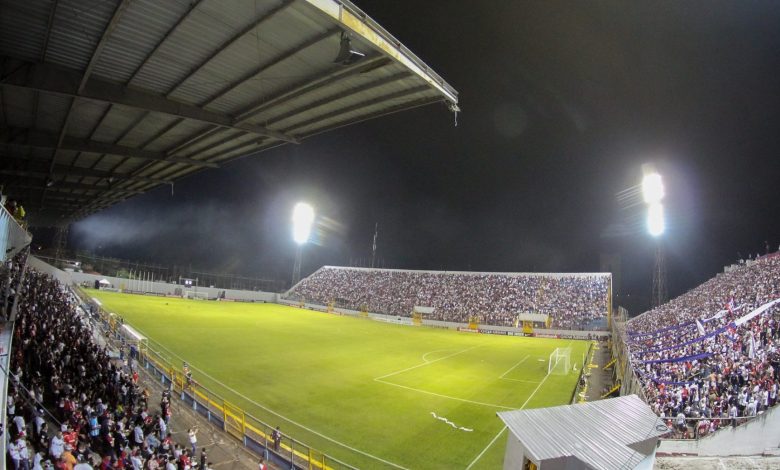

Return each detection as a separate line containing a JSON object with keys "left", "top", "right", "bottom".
{"left": 601, "top": 382, "right": 621, "bottom": 399}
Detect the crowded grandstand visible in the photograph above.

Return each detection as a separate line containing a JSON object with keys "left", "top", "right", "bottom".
{"left": 626, "top": 253, "right": 780, "bottom": 438}
{"left": 3, "top": 253, "right": 224, "bottom": 470}
{"left": 287, "top": 267, "right": 610, "bottom": 330}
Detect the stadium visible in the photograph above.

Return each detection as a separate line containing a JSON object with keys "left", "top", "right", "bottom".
{"left": 1, "top": 1, "right": 780, "bottom": 470}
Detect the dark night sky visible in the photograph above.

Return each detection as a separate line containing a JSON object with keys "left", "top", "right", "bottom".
{"left": 68, "top": 1, "right": 780, "bottom": 314}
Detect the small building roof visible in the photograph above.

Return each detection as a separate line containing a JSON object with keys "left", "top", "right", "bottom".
{"left": 517, "top": 312, "right": 548, "bottom": 322}
{"left": 498, "top": 394, "right": 668, "bottom": 470}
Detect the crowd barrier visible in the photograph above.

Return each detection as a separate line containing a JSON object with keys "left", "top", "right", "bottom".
{"left": 570, "top": 341, "right": 596, "bottom": 404}
{"left": 1, "top": 210, "right": 30, "bottom": 461}
{"left": 0, "top": 205, "right": 30, "bottom": 261}
{"left": 661, "top": 415, "right": 769, "bottom": 440}
{"left": 72, "top": 285, "right": 358, "bottom": 470}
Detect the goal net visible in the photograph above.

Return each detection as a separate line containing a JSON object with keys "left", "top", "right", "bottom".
{"left": 548, "top": 347, "right": 572, "bottom": 375}
{"left": 183, "top": 291, "right": 208, "bottom": 300}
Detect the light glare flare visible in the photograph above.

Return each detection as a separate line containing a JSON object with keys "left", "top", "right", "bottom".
{"left": 647, "top": 203, "right": 665, "bottom": 237}
{"left": 642, "top": 173, "right": 664, "bottom": 204}
{"left": 292, "top": 202, "right": 315, "bottom": 244}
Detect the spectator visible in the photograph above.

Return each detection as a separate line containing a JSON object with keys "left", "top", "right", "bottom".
{"left": 272, "top": 426, "right": 281, "bottom": 452}
{"left": 626, "top": 253, "right": 780, "bottom": 437}
{"left": 4, "top": 261, "right": 248, "bottom": 470}
{"left": 187, "top": 427, "right": 198, "bottom": 456}
{"left": 289, "top": 267, "right": 609, "bottom": 330}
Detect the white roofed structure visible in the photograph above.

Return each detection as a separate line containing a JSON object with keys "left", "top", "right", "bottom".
{"left": 497, "top": 395, "right": 668, "bottom": 470}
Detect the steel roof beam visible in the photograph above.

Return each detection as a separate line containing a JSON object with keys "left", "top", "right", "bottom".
{"left": 200, "top": 28, "right": 338, "bottom": 108}
{"left": 262, "top": 71, "right": 412, "bottom": 127}
{"left": 0, "top": 57, "right": 298, "bottom": 144}
{"left": 0, "top": 127, "right": 218, "bottom": 168}
{"left": 3, "top": 176, "right": 142, "bottom": 195}
{"left": 234, "top": 55, "right": 389, "bottom": 122}
{"left": 126, "top": 1, "right": 203, "bottom": 84}
{"left": 42, "top": 0, "right": 132, "bottom": 205}
{"left": 166, "top": 0, "right": 295, "bottom": 98}
{"left": 166, "top": 55, "right": 389, "bottom": 156}
{"left": 79, "top": 0, "right": 132, "bottom": 94}
{"left": 0, "top": 154, "right": 172, "bottom": 184}
{"left": 283, "top": 85, "right": 431, "bottom": 134}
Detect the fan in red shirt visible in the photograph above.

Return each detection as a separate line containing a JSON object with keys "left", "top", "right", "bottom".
{"left": 179, "top": 451, "right": 192, "bottom": 469}
{"left": 63, "top": 429, "right": 78, "bottom": 450}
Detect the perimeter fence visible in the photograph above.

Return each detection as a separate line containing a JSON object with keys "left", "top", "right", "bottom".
{"left": 72, "top": 285, "right": 358, "bottom": 470}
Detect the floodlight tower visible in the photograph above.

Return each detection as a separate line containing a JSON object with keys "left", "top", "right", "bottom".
{"left": 291, "top": 202, "right": 315, "bottom": 287}
{"left": 642, "top": 167, "right": 667, "bottom": 308}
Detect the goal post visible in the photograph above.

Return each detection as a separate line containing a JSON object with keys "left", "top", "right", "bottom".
{"left": 548, "top": 347, "right": 572, "bottom": 375}
{"left": 183, "top": 290, "right": 209, "bottom": 300}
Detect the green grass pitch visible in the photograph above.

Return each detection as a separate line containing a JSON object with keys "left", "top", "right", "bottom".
{"left": 88, "top": 290, "right": 590, "bottom": 469}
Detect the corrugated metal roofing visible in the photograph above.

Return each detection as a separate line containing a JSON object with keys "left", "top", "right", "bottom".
{"left": 498, "top": 395, "right": 668, "bottom": 470}
{"left": 0, "top": 0, "right": 458, "bottom": 226}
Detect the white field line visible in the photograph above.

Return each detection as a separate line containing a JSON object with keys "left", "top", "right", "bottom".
{"left": 500, "top": 377, "right": 541, "bottom": 384}
{"left": 498, "top": 355, "right": 529, "bottom": 379}
{"left": 124, "top": 324, "right": 409, "bottom": 470}
{"left": 375, "top": 378, "right": 515, "bottom": 410}
{"left": 422, "top": 348, "right": 457, "bottom": 363}
{"left": 465, "top": 341, "right": 574, "bottom": 470}
{"left": 465, "top": 426, "right": 507, "bottom": 470}
{"left": 375, "top": 346, "right": 481, "bottom": 381}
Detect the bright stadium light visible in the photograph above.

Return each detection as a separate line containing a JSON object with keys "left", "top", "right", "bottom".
{"left": 642, "top": 172, "right": 664, "bottom": 204}
{"left": 292, "top": 202, "right": 315, "bottom": 245}
{"left": 647, "top": 203, "right": 665, "bottom": 237}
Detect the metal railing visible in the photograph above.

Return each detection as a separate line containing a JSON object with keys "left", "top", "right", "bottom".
{"left": 660, "top": 414, "right": 768, "bottom": 440}
{"left": 570, "top": 341, "right": 598, "bottom": 404}
{"left": 0, "top": 204, "right": 31, "bottom": 262}
{"left": 72, "top": 285, "right": 358, "bottom": 470}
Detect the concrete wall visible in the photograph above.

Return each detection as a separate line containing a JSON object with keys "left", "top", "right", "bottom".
{"left": 277, "top": 299, "right": 605, "bottom": 339}
{"left": 28, "top": 257, "right": 278, "bottom": 302}
{"left": 502, "top": 434, "right": 530, "bottom": 470}
{"left": 658, "top": 404, "right": 780, "bottom": 456}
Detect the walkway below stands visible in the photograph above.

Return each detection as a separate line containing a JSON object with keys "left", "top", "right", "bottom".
{"left": 135, "top": 362, "right": 264, "bottom": 470}
{"left": 584, "top": 340, "right": 614, "bottom": 402}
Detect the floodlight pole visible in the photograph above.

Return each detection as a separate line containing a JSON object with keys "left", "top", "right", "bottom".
{"left": 651, "top": 240, "right": 667, "bottom": 308}
{"left": 292, "top": 244, "right": 303, "bottom": 287}
{"left": 371, "top": 222, "right": 378, "bottom": 269}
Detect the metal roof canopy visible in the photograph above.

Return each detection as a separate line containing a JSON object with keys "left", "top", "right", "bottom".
{"left": 0, "top": 0, "right": 458, "bottom": 226}
{"left": 497, "top": 395, "right": 668, "bottom": 470}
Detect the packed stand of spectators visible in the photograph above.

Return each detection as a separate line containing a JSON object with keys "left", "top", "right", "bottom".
{"left": 626, "top": 253, "right": 780, "bottom": 437}
{"left": 1, "top": 251, "right": 26, "bottom": 321}
{"left": 5, "top": 268, "right": 218, "bottom": 469}
{"left": 289, "top": 267, "right": 609, "bottom": 330}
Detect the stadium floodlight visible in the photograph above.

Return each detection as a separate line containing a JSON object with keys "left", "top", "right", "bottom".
{"left": 642, "top": 172, "right": 664, "bottom": 204}
{"left": 292, "top": 202, "right": 315, "bottom": 245}
{"left": 647, "top": 203, "right": 665, "bottom": 237}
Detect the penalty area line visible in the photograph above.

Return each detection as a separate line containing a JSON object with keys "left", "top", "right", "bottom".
{"left": 374, "top": 378, "right": 515, "bottom": 410}
{"left": 500, "top": 377, "right": 541, "bottom": 384}
{"left": 465, "top": 347, "right": 563, "bottom": 470}
{"left": 498, "top": 355, "right": 529, "bottom": 379}
{"left": 375, "top": 345, "right": 481, "bottom": 381}
{"left": 422, "top": 348, "right": 457, "bottom": 363}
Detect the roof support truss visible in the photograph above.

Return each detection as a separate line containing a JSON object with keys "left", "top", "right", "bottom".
{"left": 0, "top": 56, "right": 298, "bottom": 144}
{"left": 1, "top": 127, "right": 218, "bottom": 168}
